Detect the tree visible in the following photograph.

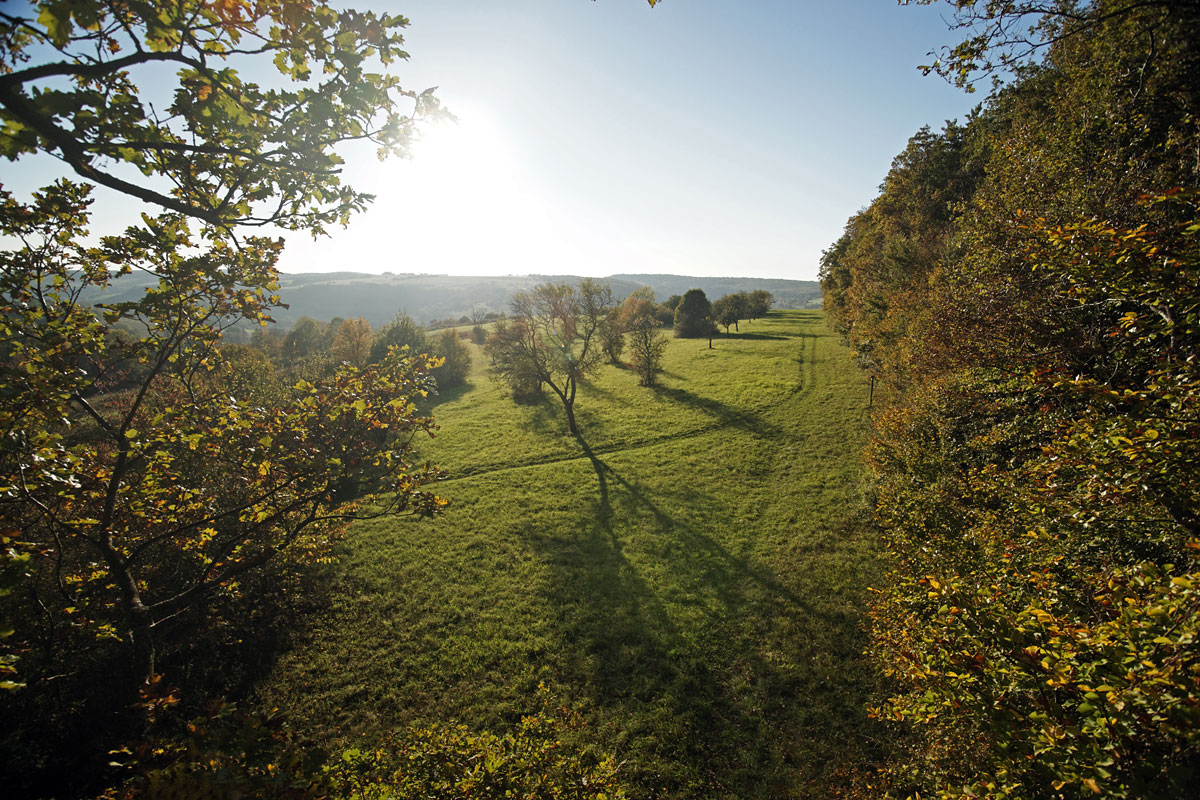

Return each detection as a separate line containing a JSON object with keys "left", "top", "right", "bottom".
{"left": 653, "top": 302, "right": 676, "bottom": 327}
{"left": 469, "top": 304, "right": 489, "bottom": 345}
{"left": 673, "top": 288, "right": 713, "bottom": 338}
{"left": 627, "top": 312, "right": 668, "bottom": 387}
{"left": 747, "top": 290, "right": 773, "bottom": 319}
{"left": 818, "top": 121, "right": 979, "bottom": 387}
{"left": 331, "top": 317, "right": 373, "bottom": 367}
{"left": 0, "top": 188, "right": 448, "bottom": 797}
{"left": 0, "top": 0, "right": 446, "bottom": 233}
{"left": 283, "top": 317, "right": 324, "bottom": 363}
{"left": 600, "top": 309, "right": 626, "bottom": 364}
{"left": 485, "top": 279, "right": 614, "bottom": 435}
{"left": 370, "top": 312, "right": 428, "bottom": 365}
{"left": 323, "top": 317, "right": 347, "bottom": 350}
{"left": 0, "top": 3, "right": 449, "bottom": 792}
{"left": 902, "top": 0, "right": 1190, "bottom": 91}
{"left": 626, "top": 285, "right": 657, "bottom": 305}
{"left": 827, "top": 4, "right": 1200, "bottom": 796}
{"left": 712, "top": 294, "right": 741, "bottom": 333}
{"left": 484, "top": 316, "right": 543, "bottom": 403}
{"left": 615, "top": 287, "right": 657, "bottom": 329}
{"left": 0, "top": 184, "right": 446, "bottom": 691}
{"left": 431, "top": 328, "right": 471, "bottom": 390}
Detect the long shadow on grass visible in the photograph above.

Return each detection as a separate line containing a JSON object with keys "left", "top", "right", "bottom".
{"left": 578, "top": 437, "right": 806, "bottom": 610}
{"left": 425, "top": 379, "right": 474, "bottom": 408}
{"left": 519, "top": 431, "right": 881, "bottom": 797}
{"left": 651, "top": 384, "right": 783, "bottom": 440}
{"left": 513, "top": 394, "right": 563, "bottom": 435}
{"left": 715, "top": 331, "right": 786, "bottom": 341}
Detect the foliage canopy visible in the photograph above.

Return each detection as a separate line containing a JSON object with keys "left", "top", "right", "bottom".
{"left": 486, "top": 280, "right": 614, "bottom": 435}
{"left": 0, "top": 0, "right": 445, "bottom": 232}
{"left": 672, "top": 288, "right": 714, "bottom": 339}
{"left": 824, "top": 3, "right": 1200, "bottom": 796}
{"left": 0, "top": 1, "right": 451, "bottom": 794}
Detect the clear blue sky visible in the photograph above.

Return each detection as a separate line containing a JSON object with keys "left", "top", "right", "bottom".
{"left": 280, "top": 0, "right": 977, "bottom": 281}
{"left": 6, "top": 1, "right": 980, "bottom": 281}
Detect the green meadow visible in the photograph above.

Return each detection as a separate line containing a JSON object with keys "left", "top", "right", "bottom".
{"left": 260, "top": 310, "right": 882, "bottom": 798}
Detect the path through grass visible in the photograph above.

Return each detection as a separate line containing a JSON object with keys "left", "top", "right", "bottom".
{"left": 259, "top": 310, "right": 882, "bottom": 798}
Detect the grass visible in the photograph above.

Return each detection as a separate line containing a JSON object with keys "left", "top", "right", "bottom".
{"left": 257, "top": 310, "right": 883, "bottom": 798}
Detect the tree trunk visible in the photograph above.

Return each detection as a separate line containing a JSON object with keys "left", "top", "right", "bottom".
{"left": 102, "top": 542, "right": 157, "bottom": 682}
{"left": 564, "top": 397, "right": 578, "bottom": 434}
{"left": 564, "top": 376, "right": 579, "bottom": 434}
{"left": 128, "top": 599, "right": 156, "bottom": 682}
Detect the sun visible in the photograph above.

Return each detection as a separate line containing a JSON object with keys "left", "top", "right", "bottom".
{"left": 372, "top": 105, "right": 555, "bottom": 270}
{"left": 280, "top": 103, "right": 627, "bottom": 277}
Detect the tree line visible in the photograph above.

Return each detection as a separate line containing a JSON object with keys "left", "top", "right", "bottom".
{"left": 256, "top": 312, "right": 473, "bottom": 391}
{"left": 822, "top": 2, "right": 1200, "bottom": 797}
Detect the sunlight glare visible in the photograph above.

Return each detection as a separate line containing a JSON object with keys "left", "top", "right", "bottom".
{"left": 371, "top": 105, "right": 558, "bottom": 273}
{"left": 280, "top": 103, "right": 650, "bottom": 277}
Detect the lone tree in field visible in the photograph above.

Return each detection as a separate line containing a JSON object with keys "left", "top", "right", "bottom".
{"left": 673, "top": 288, "right": 717, "bottom": 346}
{"left": 486, "top": 279, "right": 614, "bottom": 435}
{"left": 628, "top": 313, "right": 668, "bottom": 387}
{"left": 673, "top": 288, "right": 712, "bottom": 337}
{"left": 470, "top": 304, "right": 489, "bottom": 344}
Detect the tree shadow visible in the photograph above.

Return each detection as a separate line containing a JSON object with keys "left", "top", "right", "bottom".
{"left": 426, "top": 380, "right": 475, "bottom": 408}
{"left": 576, "top": 378, "right": 619, "bottom": 406}
{"left": 512, "top": 394, "right": 562, "bottom": 435}
{"left": 716, "top": 331, "right": 786, "bottom": 341}
{"left": 651, "top": 384, "right": 783, "bottom": 440}
{"left": 512, "top": 430, "right": 880, "bottom": 796}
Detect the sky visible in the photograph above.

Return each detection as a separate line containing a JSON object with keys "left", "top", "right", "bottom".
{"left": 5, "top": 0, "right": 981, "bottom": 282}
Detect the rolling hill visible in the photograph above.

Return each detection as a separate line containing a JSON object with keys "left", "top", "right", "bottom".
{"left": 80, "top": 271, "right": 821, "bottom": 329}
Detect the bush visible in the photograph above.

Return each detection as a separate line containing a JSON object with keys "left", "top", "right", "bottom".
{"left": 431, "top": 329, "right": 472, "bottom": 390}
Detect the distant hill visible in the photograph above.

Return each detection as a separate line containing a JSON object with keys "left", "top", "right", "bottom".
{"left": 81, "top": 271, "right": 821, "bottom": 329}
{"left": 607, "top": 274, "right": 822, "bottom": 313}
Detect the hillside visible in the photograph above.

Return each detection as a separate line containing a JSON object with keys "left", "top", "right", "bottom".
{"left": 257, "top": 310, "right": 881, "bottom": 799}
{"left": 79, "top": 271, "right": 821, "bottom": 329}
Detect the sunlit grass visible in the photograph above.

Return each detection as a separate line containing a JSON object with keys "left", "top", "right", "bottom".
{"left": 259, "top": 310, "right": 882, "bottom": 799}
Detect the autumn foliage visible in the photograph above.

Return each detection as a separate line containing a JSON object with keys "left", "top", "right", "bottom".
{"left": 823, "top": 3, "right": 1200, "bottom": 797}
{"left": 0, "top": 1, "right": 455, "bottom": 794}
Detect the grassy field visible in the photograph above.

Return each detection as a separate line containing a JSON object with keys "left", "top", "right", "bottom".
{"left": 258, "top": 310, "right": 883, "bottom": 798}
